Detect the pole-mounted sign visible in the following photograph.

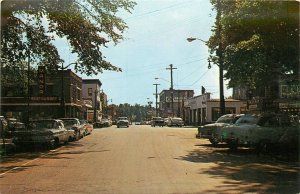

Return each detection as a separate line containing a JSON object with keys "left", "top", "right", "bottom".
{"left": 38, "top": 66, "right": 46, "bottom": 96}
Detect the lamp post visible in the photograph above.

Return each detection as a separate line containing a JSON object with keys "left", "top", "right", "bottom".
{"left": 187, "top": 37, "right": 225, "bottom": 116}
{"left": 59, "top": 62, "right": 77, "bottom": 118}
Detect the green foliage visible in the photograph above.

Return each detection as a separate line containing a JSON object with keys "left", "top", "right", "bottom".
{"left": 116, "top": 103, "right": 154, "bottom": 121}
{"left": 1, "top": 0, "right": 136, "bottom": 75}
{"left": 208, "top": 0, "right": 299, "bottom": 90}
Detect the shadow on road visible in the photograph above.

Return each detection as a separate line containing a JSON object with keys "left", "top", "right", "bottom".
{"left": 0, "top": 164, "right": 39, "bottom": 175}
{"left": 175, "top": 145, "right": 300, "bottom": 193}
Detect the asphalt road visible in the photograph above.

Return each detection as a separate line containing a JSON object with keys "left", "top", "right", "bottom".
{"left": 0, "top": 125, "right": 299, "bottom": 194}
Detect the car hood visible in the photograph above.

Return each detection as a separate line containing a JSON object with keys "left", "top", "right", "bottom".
{"left": 13, "top": 129, "right": 54, "bottom": 136}
{"left": 200, "top": 123, "right": 230, "bottom": 129}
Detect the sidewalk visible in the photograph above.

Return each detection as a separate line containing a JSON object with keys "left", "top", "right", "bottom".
{"left": 0, "top": 138, "right": 15, "bottom": 155}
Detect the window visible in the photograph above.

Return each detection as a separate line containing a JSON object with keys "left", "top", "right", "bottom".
{"left": 77, "top": 89, "right": 81, "bottom": 100}
{"left": 88, "top": 88, "right": 93, "bottom": 96}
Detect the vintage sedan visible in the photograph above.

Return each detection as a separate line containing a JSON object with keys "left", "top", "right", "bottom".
{"left": 101, "top": 118, "right": 113, "bottom": 127}
{"left": 59, "top": 118, "right": 86, "bottom": 140}
{"left": 80, "top": 120, "right": 93, "bottom": 135}
{"left": 197, "top": 114, "right": 243, "bottom": 145}
{"left": 167, "top": 117, "right": 184, "bottom": 127}
{"left": 12, "top": 119, "right": 74, "bottom": 148}
{"left": 151, "top": 117, "right": 165, "bottom": 127}
{"left": 117, "top": 117, "right": 129, "bottom": 128}
{"left": 220, "top": 114, "right": 298, "bottom": 151}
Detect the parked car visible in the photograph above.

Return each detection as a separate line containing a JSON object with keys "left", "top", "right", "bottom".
{"left": 220, "top": 114, "right": 298, "bottom": 151}
{"left": 59, "top": 118, "right": 86, "bottom": 140}
{"left": 151, "top": 117, "right": 164, "bottom": 127}
{"left": 80, "top": 120, "right": 93, "bottom": 135}
{"left": 277, "top": 119, "right": 300, "bottom": 151}
{"left": 197, "top": 114, "right": 243, "bottom": 145}
{"left": 101, "top": 118, "right": 112, "bottom": 127}
{"left": 117, "top": 117, "right": 129, "bottom": 128}
{"left": 167, "top": 117, "right": 184, "bottom": 127}
{"left": 4, "top": 118, "right": 25, "bottom": 138}
{"left": 12, "top": 119, "right": 74, "bottom": 148}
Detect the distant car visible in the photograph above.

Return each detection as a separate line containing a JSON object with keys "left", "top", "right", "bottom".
{"left": 220, "top": 114, "right": 298, "bottom": 151}
{"left": 135, "top": 122, "right": 141, "bottom": 125}
{"left": 197, "top": 114, "right": 243, "bottom": 145}
{"left": 117, "top": 117, "right": 129, "bottom": 128}
{"left": 80, "top": 120, "right": 93, "bottom": 135}
{"left": 151, "top": 117, "right": 164, "bottom": 127}
{"left": 101, "top": 118, "right": 112, "bottom": 127}
{"left": 12, "top": 119, "right": 74, "bottom": 148}
{"left": 167, "top": 117, "right": 184, "bottom": 127}
{"left": 59, "top": 118, "right": 86, "bottom": 140}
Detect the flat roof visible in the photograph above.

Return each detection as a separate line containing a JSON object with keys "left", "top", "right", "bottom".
{"left": 82, "top": 79, "right": 102, "bottom": 86}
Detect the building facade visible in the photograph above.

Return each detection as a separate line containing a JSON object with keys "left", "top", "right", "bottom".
{"left": 82, "top": 79, "right": 102, "bottom": 122}
{"left": 232, "top": 74, "right": 300, "bottom": 114}
{"left": 159, "top": 89, "right": 194, "bottom": 118}
{"left": 184, "top": 93, "right": 246, "bottom": 125}
{"left": 1, "top": 68, "right": 83, "bottom": 121}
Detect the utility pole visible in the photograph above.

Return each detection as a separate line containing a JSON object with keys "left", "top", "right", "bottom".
{"left": 216, "top": 0, "right": 225, "bottom": 116}
{"left": 94, "top": 89, "right": 98, "bottom": 123}
{"left": 153, "top": 83, "right": 160, "bottom": 117}
{"left": 166, "top": 64, "right": 177, "bottom": 117}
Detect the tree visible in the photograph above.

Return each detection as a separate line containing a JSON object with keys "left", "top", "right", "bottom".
{"left": 208, "top": 1, "right": 299, "bottom": 97}
{"left": 1, "top": 0, "right": 136, "bottom": 75}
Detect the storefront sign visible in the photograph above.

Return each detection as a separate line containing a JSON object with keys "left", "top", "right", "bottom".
{"left": 38, "top": 66, "right": 46, "bottom": 96}
{"left": 30, "top": 96, "right": 59, "bottom": 102}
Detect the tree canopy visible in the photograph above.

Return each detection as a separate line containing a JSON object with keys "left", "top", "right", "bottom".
{"left": 1, "top": 0, "right": 136, "bottom": 75}
{"left": 208, "top": 1, "right": 299, "bottom": 91}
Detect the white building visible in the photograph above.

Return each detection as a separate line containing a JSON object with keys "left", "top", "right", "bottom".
{"left": 184, "top": 93, "right": 246, "bottom": 125}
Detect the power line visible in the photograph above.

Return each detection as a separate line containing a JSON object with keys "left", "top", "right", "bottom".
{"left": 125, "top": 0, "right": 195, "bottom": 20}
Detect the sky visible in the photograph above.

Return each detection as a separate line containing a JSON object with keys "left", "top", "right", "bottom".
{"left": 57, "top": 0, "right": 232, "bottom": 105}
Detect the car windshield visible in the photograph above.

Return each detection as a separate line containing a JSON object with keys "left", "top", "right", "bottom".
{"left": 29, "top": 120, "right": 55, "bottom": 130}
{"left": 80, "top": 120, "right": 87, "bottom": 125}
{"left": 216, "top": 117, "right": 234, "bottom": 124}
{"left": 235, "top": 116, "right": 259, "bottom": 125}
{"left": 118, "top": 117, "right": 127, "bottom": 120}
{"left": 62, "top": 120, "right": 77, "bottom": 127}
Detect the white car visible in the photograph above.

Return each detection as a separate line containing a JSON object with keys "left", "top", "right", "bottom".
{"left": 117, "top": 117, "right": 129, "bottom": 128}
{"left": 167, "top": 117, "right": 184, "bottom": 127}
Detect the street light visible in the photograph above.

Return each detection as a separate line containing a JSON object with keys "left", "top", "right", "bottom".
{"left": 187, "top": 37, "right": 225, "bottom": 116}
{"left": 59, "top": 62, "right": 77, "bottom": 118}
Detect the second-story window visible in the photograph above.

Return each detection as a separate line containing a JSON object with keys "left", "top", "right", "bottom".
{"left": 88, "top": 88, "right": 93, "bottom": 96}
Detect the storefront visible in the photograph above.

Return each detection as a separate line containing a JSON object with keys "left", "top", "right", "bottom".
{"left": 184, "top": 93, "right": 246, "bottom": 125}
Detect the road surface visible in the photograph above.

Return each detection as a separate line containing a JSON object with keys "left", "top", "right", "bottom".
{"left": 1, "top": 125, "right": 299, "bottom": 193}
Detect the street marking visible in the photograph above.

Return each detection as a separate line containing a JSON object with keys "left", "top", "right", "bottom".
{"left": 0, "top": 147, "right": 62, "bottom": 177}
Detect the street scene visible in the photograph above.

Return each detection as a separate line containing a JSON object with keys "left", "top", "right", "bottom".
{"left": 1, "top": 0, "right": 300, "bottom": 193}
{"left": 1, "top": 125, "right": 299, "bottom": 194}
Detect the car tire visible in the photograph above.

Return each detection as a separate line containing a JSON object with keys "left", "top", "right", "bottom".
{"left": 209, "top": 137, "right": 219, "bottom": 146}
{"left": 228, "top": 140, "right": 238, "bottom": 150}
{"left": 75, "top": 131, "right": 80, "bottom": 140}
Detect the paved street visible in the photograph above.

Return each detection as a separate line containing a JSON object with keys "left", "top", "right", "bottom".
{"left": 0, "top": 125, "right": 299, "bottom": 194}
